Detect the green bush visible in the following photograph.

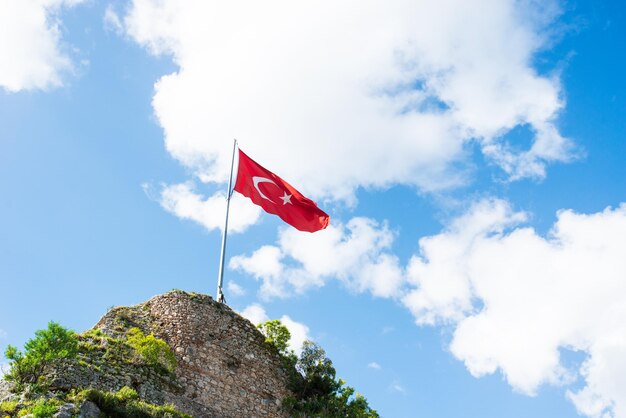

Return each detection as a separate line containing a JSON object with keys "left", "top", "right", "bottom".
{"left": 8, "top": 399, "right": 61, "bottom": 418}
{"left": 30, "top": 399, "right": 59, "bottom": 418}
{"left": 115, "top": 386, "right": 139, "bottom": 402}
{"left": 4, "top": 322, "right": 78, "bottom": 387}
{"left": 257, "top": 320, "right": 292, "bottom": 354}
{"left": 77, "top": 387, "right": 191, "bottom": 418}
{"left": 126, "top": 328, "right": 177, "bottom": 374}
{"left": 0, "top": 401, "right": 18, "bottom": 414}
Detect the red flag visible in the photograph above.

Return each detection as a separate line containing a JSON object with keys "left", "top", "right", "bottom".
{"left": 234, "top": 149, "right": 330, "bottom": 232}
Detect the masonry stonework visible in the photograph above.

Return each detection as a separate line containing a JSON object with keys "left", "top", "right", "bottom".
{"left": 71, "top": 290, "right": 291, "bottom": 417}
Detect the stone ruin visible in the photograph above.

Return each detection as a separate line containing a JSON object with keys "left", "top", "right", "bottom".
{"left": 50, "top": 290, "right": 291, "bottom": 417}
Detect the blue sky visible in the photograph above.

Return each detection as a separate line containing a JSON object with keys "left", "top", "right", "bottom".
{"left": 1, "top": 1, "right": 625, "bottom": 417}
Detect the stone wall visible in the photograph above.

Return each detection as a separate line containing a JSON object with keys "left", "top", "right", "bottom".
{"left": 53, "top": 290, "right": 291, "bottom": 418}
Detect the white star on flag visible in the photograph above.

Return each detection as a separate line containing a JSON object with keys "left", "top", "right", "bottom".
{"left": 280, "top": 192, "right": 292, "bottom": 205}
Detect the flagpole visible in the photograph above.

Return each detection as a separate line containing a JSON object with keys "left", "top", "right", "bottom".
{"left": 216, "top": 139, "right": 237, "bottom": 303}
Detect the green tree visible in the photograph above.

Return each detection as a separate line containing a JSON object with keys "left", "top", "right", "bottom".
{"left": 258, "top": 320, "right": 379, "bottom": 417}
{"left": 257, "top": 319, "right": 292, "bottom": 355}
{"left": 4, "top": 322, "right": 78, "bottom": 387}
{"left": 295, "top": 341, "right": 340, "bottom": 400}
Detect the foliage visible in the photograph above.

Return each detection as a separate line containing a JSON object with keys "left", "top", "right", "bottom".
{"left": 3, "top": 322, "right": 78, "bottom": 388}
{"left": 1, "top": 322, "right": 184, "bottom": 418}
{"left": 0, "top": 401, "right": 17, "bottom": 414}
{"left": 285, "top": 341, "right": 379, "bottom": 417}
{"left": 3, "top": 398, "right": 62, "bottom": 418}
{"left": 258, "top": 320, "right": 292, "bottom": 354}
{"left": 293, "top": 341, "right": 339, "bottom": 399}
{"left": 258, "top": 320, "right": 379, "bottom": 418}
{"left": 79, "top": 328, "right": 137, "bottom": 369}
{"left": 0, "top": 386, "right": 190, "bottom": 418}
{"left": 126, "top": 328, "right": 177, "bottom": 374}
{"left": 28, "top": 399, "right": 60, "bottom": 418}
{"left": 115, "top": 385, "right": 140, "bottom": 402}
{"left": 74, "top": 387, "right": 191, "bottom": 418}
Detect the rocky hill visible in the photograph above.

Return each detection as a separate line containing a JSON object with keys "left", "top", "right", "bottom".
{"left": 0, "top": 290, "right": 291, "bottom": 418}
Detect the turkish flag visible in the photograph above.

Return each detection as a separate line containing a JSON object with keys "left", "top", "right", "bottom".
{"left": 234, "top": 149, "right": 330, "bottom": 232}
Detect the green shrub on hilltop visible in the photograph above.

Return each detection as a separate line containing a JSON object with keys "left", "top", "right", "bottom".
{"left": 2, "top": 323, "right": 177, "bottom": 382}
{"left": 258, "top": 319, "right": 293, "bottom": 354}
{"left": 257, "top": 319, "right": 300, "bottom": 376}
{"left": 73, "top": 387, "right": 191, "bottom": 418}
{"left": 126, "top": 328, "right": 177, "bottom": 374}
{"left": 3, "top": 322, "right": 78, "bottom": 389}
{"left": 1, "top": 398, "right": 62, "bottom": 418}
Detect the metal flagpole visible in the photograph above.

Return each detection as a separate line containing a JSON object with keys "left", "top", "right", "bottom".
{"left": 216, "top": 139, "right": 238, "bottom": 303}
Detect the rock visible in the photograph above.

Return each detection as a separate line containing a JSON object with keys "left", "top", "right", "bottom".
{"left": 79, "top": 400, "right": 101, "bottom": 418}
{"left": 53, "top": 403, "right": 76, "bottom": 418}
{"left": 0, "top": 379, "right": 13, "bottom": 402}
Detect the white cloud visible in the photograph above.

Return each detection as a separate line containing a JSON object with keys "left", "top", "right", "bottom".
{"left": 121, "top": 0, "right": 572, "bottom": 206}
{"left": 239, "top": 303, "right": 268, "bottom": 326}
{"left": 230, "top": 246, "right": 284, "bottom": 290}
{"left": 279, "top": 315, "right": 310, "bottom": 356}
{"left": 103, "top": 5, "right": 124, "bottom": 34}
{"left": 568, "top": 340, "right": 626, "bottom": 418}
{"left": 368, "top": 362, "right": 382, "bottom": 370}
{"left": 148, "top": 182, "right": 261, "bottom": 233}
{"left": 0, "top": 0, "right": 83, "bottom": 92}
{"left": 391, "top": 382, "right": 407, "bottom": 394}
{"left": 402, "top": 200, "right": 626, "bottom": 417}
{"left": 402, "top": 199, "right": 528, "bottom": 325}
{"left": 239, "top": 303, "right": 310, "bottom": 355}
{"left": 226, "top": 280, "right": 246, "bottom": 297}
{"left": 230, "top": 218, "right": 405, "bottom": 299}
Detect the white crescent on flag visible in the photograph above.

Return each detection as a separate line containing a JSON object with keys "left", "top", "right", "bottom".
{"left": 252, "top": 176, "right": 278, "bottom": 203}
